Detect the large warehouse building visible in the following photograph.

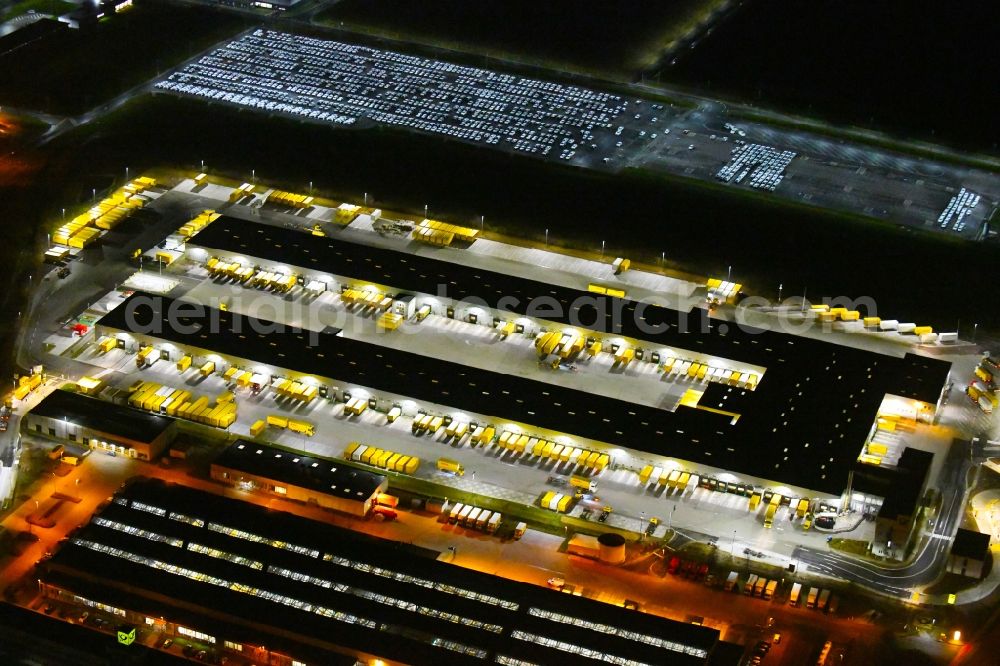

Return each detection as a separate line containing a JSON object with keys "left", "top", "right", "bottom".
{"left": 37, "top": 478, "right": 738, "bottom": 665}
{"left": 91, "top": 215, "right": 951, "bottom": 501}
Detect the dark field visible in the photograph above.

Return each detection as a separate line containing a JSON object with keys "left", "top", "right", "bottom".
{"left": 316, "top": 0, "right": 715, "bottom": 76}
{"left": 22, "top": 95, "right": 998, "bottom": 342}
{"left": 664, "top": 0, "right": 1000, "bottom": 154}
{"left": 0, "top": 2, "right": 249, "bottom": 115}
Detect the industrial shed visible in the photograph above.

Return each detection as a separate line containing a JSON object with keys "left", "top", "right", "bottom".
{"left": 210, "top": 440, "right": 387, "bottom": 517}
{"left": 22, "top": 389, "right": 176, "bottom": 461}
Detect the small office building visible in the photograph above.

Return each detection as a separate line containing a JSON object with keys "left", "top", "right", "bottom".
{"left": 210, "top": 440, "right": 387, "bottom": 517}
{"left": 948, "top": 529, "right": 991, "bottom": 579}
{"left": 22, "top": 389, "right": 176, "bottom": 461}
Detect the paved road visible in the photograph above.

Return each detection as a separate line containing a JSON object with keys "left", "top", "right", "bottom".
{"left": 793, "top": 438, "right": 972, "bottom": 597}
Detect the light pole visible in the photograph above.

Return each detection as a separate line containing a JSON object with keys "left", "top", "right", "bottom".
{"left": 668, "top": 504, "right": 677, "bottom": 529}
{"left": 778, "top": 283, "right": 783, "bottom": 303}
{"left": 545, "top": 228, "right": 548, "bottom": 246}
{"left": 200, "top": 159, "right": 205, "bottom": 171}
{"left": 424, "top": 204, "right": 428, "bottom": 219}
{"left": 661, "top": 251, "right": 665, "bottom": 265}
{"left": 251, "top": 168, "right": 256, "bottom": 184}
{"left": 309, "top": 180, "right": 313, "bottom": 194}
{"left": 731, "top": 529, "right": 736, "bottom": 556}
{"left": 727, "top": 264, "right": 732, "bottom": 282}
{"left": 364, "top": 192, "right": 368, "bottom": 206}
{"left": 601, "top": 240, "right": 605, "bottom": 257}
{"left": 61, "top": 208, "right": 65, "bottom": 220}
{"left": 92, "top": 188, "right": 96, "bottom": 202}
{"left": 973, "top": 323, "right": 978, "bottom": 342}
{"left": 125, "top": 166, "right": 129, "bottom": 182}
{"left": 480, "top": 215, "right": 484, "bottom": 231}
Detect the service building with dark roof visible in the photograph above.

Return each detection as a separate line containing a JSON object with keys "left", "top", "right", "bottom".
{"left": 22, "top": 389, "right": 176, "bottom": 461}
{"left": 210, "top": 440, "right": 388, "bottom": 517}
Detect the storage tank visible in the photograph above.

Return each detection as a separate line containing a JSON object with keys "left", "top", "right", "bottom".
{"left": 597, "top": 532, "right": 626, "bottom": 564}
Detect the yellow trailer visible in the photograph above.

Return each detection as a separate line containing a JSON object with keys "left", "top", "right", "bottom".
{"left": 549, "top": 444, "right": 564, "bottom": 461}
{"left": 914, "top": 326, "right": 933, "bottom": 336}
{"left": 217, "top": 391, "right": 235, "bottom": 404}
{"left": 868, "top": 442, "right": 888, "bottom": 455}
{"left": 749, "top": 492, "right": 761, "bottom": 510}
{"left": 587, "top": 452, "right": 602, "bottom": 468}
{"left": 200, "top": 361, "right": 215, "bottom": 377}
{"left": 639, "top": 465, "right": 653, "bottom": 484}
{"left": 288, "top": 420, "right": 315, "bottom": 436}
{"left": 377, "top": 312, "right": 404, "bottom": 330}
{"left": 516, "top": 435, "right": 530, "bottom": 454}
{"left": 667, "top": 469, "right": 681, "bottom": 487}
{"left": 387, "top": 406, "right": 402, "bottom": 423}
{"left": 165, "top": 392, "right": 190, "bottom": 416}
{"left": 236, "top": 371, "right": 252, "bottom": 388}
{"left": 223, "top": 366, "right": 239, "bottom": 382}
{"left": 393, "top": 455, "right": 409, "bottom": 472}
{"left": 375, "top": 450, "right": 393, "bottom": 468}
{"left": 428, "top": 416, "right": 444, "bottom": 433}
{"left": 877, "top": 418, "right": 896, "bottom": 432}
{"left": 863, "top": 316, "right": 881, "bottom": 328}
{"left": 385, "top": 453, "right": 401, "bottom": 471}
{"left": 540, "top": 491, "right": 556, "bottom": 508}
{"left": 403, "top": 457, "right": 420, "bottom": 474}
{"left": 361, "top": 447, "right": 380, "bottom": 465}
{"left": 556, "top": 495, "right": 573, "bottom": 513}
{"left": 248, "top": 419, "right": 266, "bottom": 437}
{"left": 267, "top": 414, "right": 288, "bottom": 429}
{"left": 99, "top": 338, "right": 117, "bottom": 353}
{"left": 764, "top": 503, "right": 777, "bottom": 528}
{"left": 176, "top": 355, "right": 192, "bottom": 372}
{"left": 559, "top": 444, "right": 573, "bottom": 462}
{"left": 796, "top": 498, "right": 810, "bottom": 518}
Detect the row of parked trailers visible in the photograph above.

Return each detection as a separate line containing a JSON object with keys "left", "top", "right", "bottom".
{"left": 639, "top": 465, "right": 692, "bottom": 490}
{"left": 12, "top": 372, "right": 43, "bottom": 401}
{"left": 179, "top": 210, "right": 220, "bottom": 239}
{"left": 267, "top": 189, "right": 315, "bottom": 209}
{"left": 811, "top": 305, "right": 941, "bottom": 343}
{"left": 128, "top": 381, "right": 236, "bottom": 428}
{"left": 734, "top": 573, "right": 779, "bottom": 600}
{"left": 52, "top": 178, "right": 154, "bottom": 249}
{"left": 662, "top": 357, "right": 759, "bottom": 390}
{"left": 341, "top": 287, "right": 392, "bottom": 311}
{"left": 447, "top": 502, "right": 502, "bottom": 533}
{"left": 539, "top": 490, "right": 574, "bottom": 513}
{"left": 494, "top": 431, "right": 610, "bottom": 472}
{"left": 344, "top": 442, "right": 420, "bottom": 474}
{"left": 205, "top": 257, "right": 298, "bottom": 293}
